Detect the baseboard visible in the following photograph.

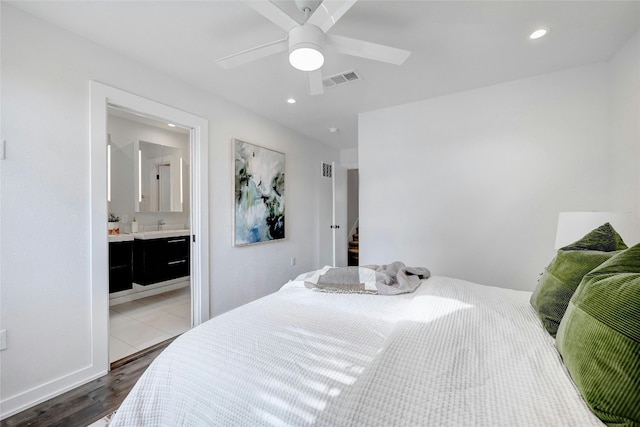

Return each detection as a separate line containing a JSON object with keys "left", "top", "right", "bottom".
{"left": 0, "top": 364, "right": 107, "bottom": 420}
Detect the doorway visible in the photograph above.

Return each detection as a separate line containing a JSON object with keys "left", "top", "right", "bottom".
{"left": 319, "top": 162, "right": 348, "bottom": 267}
{"left": 107, "top": 107, "right": 192, "bottom": 363}
{"left": 347, "top": 169, "right": 359, "bottom": 265}
{"left": 90, "top": 81, "right": 209, "bottom": 373}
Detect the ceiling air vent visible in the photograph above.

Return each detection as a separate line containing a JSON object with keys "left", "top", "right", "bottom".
{"left": 322, "top": 70, "right": 363, "bottom": 89}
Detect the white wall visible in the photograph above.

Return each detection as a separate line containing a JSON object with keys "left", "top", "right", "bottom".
{"left": 610, "top": 32, "right": 640, "bottom": 214}
{"left": 359, "top": 34, "right": 639, "bottom": 291}
{"left": 340, "top": 147, "right": 358, "bottom": 169}
{"left": 0, "top": 4, "right": 340, "bottom": 417}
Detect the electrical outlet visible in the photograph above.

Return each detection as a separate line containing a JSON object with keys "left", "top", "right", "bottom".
{"left": 290, "top": 257, "right": 296, "bottom": 266}
{"left": 0, "top": 329, "right": 6, "bottom": 351}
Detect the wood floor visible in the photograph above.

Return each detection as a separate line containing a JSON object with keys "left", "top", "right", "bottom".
{"left": 1, "top": 338, "right": 174, "bottom": 427}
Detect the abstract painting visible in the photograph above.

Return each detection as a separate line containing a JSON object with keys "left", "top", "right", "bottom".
{"left": 233, "top": 139, "right": 285, "bottom": 245}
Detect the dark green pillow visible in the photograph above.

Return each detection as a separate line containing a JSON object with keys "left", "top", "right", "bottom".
{"left": 560, "top": 222, "right": 628, "bottom": 252}
{"left": 530, "top": 223, "right": 627, "bottom": 337}
{"left": 556, "top": 243, "right": 640, "bottom": 426}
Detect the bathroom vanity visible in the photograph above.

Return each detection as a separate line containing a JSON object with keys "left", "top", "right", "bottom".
{"left": 132, "top": 230, "right": 190, "bottom": 286}
{"left": 108, "top": 230, "right": 190, "bottom": 294}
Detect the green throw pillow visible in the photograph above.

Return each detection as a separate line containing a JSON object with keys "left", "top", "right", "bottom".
{"left": 556, "top": 243, "right": 640, "bottom": 426}
{"left": 530, "top": 223, "right": 627, "bottom": 337}
{"left": 560, "top": 222, "right": 628, "bottom": 252}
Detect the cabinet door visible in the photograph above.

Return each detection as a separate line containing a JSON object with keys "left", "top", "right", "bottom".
{"left": 133, "top": 239, "right": 164, "bottom": 285}
{"left": 164, "top": 236, "right": 190, "bottom": 279}
{"left": 133, "top": 237, "right": 190, "bottom": 285}
{"left": 109, "top": 241, "right": 133, "bottom": 293}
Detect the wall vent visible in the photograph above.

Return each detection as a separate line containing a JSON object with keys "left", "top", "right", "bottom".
{"left": 322, "top": 70, "right": 363, "bottom": 89}
{"left": 321, "top": 162, "right": 332, "bottom": 178}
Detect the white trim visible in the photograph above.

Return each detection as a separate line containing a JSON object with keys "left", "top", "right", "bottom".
{"left": 0, "top": 366, "right": 107, "bottom": 419}
{"left": 90, "top": 82, "right": 111, "bottom": 377}
{"left": 189, "top": 124, "right": 210, "bottom": 325}
{"left": 331, "top": 161, "right": 336, "bottom": 267}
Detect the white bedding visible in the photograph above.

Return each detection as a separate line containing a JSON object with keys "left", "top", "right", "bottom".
{"left": 111, "top": 276, "right": 603, "bottom": 426}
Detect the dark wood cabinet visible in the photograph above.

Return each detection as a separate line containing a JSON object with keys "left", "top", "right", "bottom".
{"left": 109, "top": 241, "right": 133, "bottom": 293}
{"left": 133, "top": 236, "right": 190, "bottom": 285}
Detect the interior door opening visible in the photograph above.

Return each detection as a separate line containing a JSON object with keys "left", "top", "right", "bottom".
{"left": 320, "top": 161, "right": 348, "bottom": 267}
{"left": 347, "top": 169, "right": 359, "bottom": 266}
{"left": 90, "top": 81, "right": 209, "bottom": 375}
{"left": 107, "top": 107, "right": 192, "bottom": 364}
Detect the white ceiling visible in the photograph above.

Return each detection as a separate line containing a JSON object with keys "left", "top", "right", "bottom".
{"left": 9, "top": 0, "right": 640, "bottom": 150}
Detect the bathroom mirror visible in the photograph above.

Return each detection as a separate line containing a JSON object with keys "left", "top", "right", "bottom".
{"left": 135, "top": 140, "right": 184, "bottom": 212}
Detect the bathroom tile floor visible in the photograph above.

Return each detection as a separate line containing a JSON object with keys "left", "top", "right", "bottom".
{"left": 109, "top": 287, "right": 191, "bottom": 363}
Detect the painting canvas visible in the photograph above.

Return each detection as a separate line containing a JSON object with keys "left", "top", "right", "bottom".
{"left": 234, "top": 139, "right": 285, "bottom": 245}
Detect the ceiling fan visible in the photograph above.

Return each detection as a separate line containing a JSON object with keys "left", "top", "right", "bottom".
{"left": 216, "top": 0, "right": 411, "bottom": 95}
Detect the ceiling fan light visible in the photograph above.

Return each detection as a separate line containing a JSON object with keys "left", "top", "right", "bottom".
{"left": 288, "top": 24, "right": 325, "bottom": 71}
{"left": 289, "top": 46, "right": 324, "bottom": 71}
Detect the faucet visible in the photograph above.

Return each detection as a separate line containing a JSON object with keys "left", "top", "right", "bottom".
{"left": 157, "top": 219, "right": 165, "bottom": 231}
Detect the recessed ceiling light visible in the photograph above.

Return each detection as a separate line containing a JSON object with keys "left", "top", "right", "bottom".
{"left": 329, "top": 127, "right": 339, "bottom": 133}
{"left": 167, "top": 123, "right": 176, "bottom": 127}
{"left": 529, "top": 28, "right": 549, "bottom": 40}
{"left": 287, "top": 98, "right": 296, "bottom": 104}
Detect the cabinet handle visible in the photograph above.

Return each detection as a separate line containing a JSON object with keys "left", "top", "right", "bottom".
{"left": 167, "top": 239, "right": 186, "bottom": 243}
{"left": 167, "top": 260, "right": 187, "bottom": 265}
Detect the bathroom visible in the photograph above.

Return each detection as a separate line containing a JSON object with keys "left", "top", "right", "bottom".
{"left": 107, "top": 106, "right": 191, "bottom": 363}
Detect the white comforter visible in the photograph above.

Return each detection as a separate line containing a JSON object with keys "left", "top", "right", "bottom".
{"left": 111, "top": 276, "right": 603, "bottom": 426}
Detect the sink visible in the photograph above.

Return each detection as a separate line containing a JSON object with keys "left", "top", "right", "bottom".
{"left": 132, "top": 229, "right": 191, "bottom": 240}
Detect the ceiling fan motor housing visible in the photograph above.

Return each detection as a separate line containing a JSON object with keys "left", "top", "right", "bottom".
{"left": 288, "top": 24, "right": 326, "bottom": 71}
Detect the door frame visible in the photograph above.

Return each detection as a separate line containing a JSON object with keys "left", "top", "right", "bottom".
{"left": 90, "top": 81, "right": 209, "bottom": 371}
{"left": 319, "top": 161, "right": 347, "bottom": 267}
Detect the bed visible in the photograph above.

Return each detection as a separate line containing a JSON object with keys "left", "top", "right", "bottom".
{"left": 110, "top": 274, "right": 608, "bottom": 426}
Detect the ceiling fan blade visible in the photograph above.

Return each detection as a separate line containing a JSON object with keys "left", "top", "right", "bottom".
{"left": 244, "top": 1, "right": 298, "bottom": 32}
{"left": 307, "top": 0, "right": 358, "bottom": 33}
{"left": 308, "top": 69, "right": 324, "bottom": 95}
{"left": 216, "top": 38, "right": 288, "bottom": 69}
{"left": 326, "top": 34, "right": 411, "bottom": 65}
